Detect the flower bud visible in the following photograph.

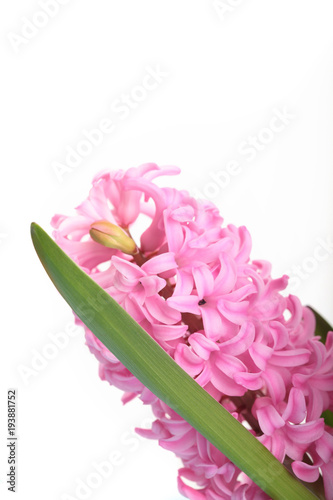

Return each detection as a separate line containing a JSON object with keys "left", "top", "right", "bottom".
{"left": 89, "top": 220, "right": 137, "bottom": 255}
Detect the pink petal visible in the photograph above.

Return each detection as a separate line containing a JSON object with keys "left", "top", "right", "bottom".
{"left": 160, "top": 429, "right": 196, "bottom": 452}
{"left": 123, "top": 296, "right": 145, "bottom": 322}
{"left": 175, "top": 344, "right": 205, "bottom": 377}
{"left": 283, "top": 294, "right": 303, "bottom": 329}
{"left": 167, "top": 294, "right": 201, "bottom": 315}
{"left": 58, "top": 239, "right": 115, "bottom": 270}
{"left": 282, "top": 388, "right": 306, "bottom": 424}
{"left": 241, "top": 266, "right": 265, "bottom": 298}
{"left": 267, "top": 434, "right": 286, "bottom": 462}
{"left": 215, "top": 353, "right": 247, "bottom": 378}
{"left": 170, "top": 205, "right": 195, "bottom": 222}
{"left": 256, "top": 404, "right": 285, "bottom": 436}
{"left": 316, "top": 431, "right": 333, "bottom": 463}
{"left": 233, "top": 371, "right": 263, "bottom": 390}
{"left": 201, "top": 306, "right": 224, "bottom": 341}
{"left": 188, "top": 227, "right": 221, "bottom": 248}
{"left": 160, "top": 418, "right": 190, "bottom": 435}
{"left": 190, "top": 238, "right": 234, "bottom": 264}
{"left": 291, "top": 461, "right": 320, "bottom": 483}
{"left": 195, "top": 365, "right": 212, "bottom": 387}
{"left": 210, "top": 364, "right": 246, "bottom": 396}
{"left": 111, "top": 256, "right": 144, "bottom": 279}
{"left": 140, "top": 387, "right": 158, "bottom": 404}
{"left": 252, "top": 259, "right": 272, "bottom": 279}
{"left": 249, "top": 342, "right": 273, "bottom": 370}
{"left": 223, "top": 283, "right": 256, "bottom": 302}
{"left": 174, "top": 270, "right": 194, "bottom": 296}
{"left": 177, "top": 477, "right": 206, "bottom": 500}
{"left": 233, "top": 225, "right": 252, "bottom": 264}
{"left": 270, "top": 348, "right": 310, "bottom": 367}
{"left": 164, "top": 208, "right": 185, "bottom": 254}
{"left": 214, "top": 253, "right": 237, "bottom": 295}
{"left": 136, "top": 420, "right": 170, "bottom": 440}
{"left": 51, "top": 213, "right": 67, "bottom": 228}
{"left": 268, "top": 321, "right": 289, "bottom": 350}
{"left": 219, "top": 322, "right": 255, "bottom": 356}
{"left": 142, "top": 252, "right": 178, "bottom": 274}
{"left": 103, "top": 369, "right": 143, "bottom": 392}
{"left": 285, "top": 420, "right": 325, "bottom": 444}
{"left": 303, "top": 385, "right": 324, "bottom": 421}
{"left": 189, "top": 333, "right": 219, "bottom": 360}
{"left": 193, "top": 266, "right": 215, "bottom": 298}
{"left": 322, "top": 462, "right": 333, "bottom": 500}
{"left": 121, "top": 392, "right": 137, "bottom": 404}
{"left": 145, "top": 296, "right": 181, "bottom": 324}
{"left": 196, "top": 434, "right": 209, "bottom": 462}
{"left": 262, "top": 368, "right": 286, "bottom": 403}
{"left": 218, "top": 300, "right": 250, "bottom": 325}
{"left": 145, "top": 164, "right": 181, "bottom": 180}
{"left": 310, "top": 373, "right": 333, "bottom": 391}
{"left": 153, "top": 324, "right": 188, "bottom": 341}
{"left": 140, "top": 275, "right": 165, "bottom": 296}
{"left": 126, "top": 178, "right": 167, "bottom": 252}
{"left": 265, "top": 274, "right": 289, "bottom": 296}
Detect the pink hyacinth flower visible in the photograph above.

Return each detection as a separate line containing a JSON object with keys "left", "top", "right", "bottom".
{"left": 52, "top": 163, "right": 333, "bottom": 500}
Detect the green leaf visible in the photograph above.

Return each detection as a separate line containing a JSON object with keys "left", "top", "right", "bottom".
{"left": 321, "top": 409, "right": 333, "bottom": 428}
{"left": 31, "top": 223, "right": 319, "bottom": 500}
{"left": 307, "top": 306, "right": 332, "bottom": 344}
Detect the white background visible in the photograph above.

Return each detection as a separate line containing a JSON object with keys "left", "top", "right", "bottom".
{"left": 1, "top": 1, "right": 333, "bottom": 499}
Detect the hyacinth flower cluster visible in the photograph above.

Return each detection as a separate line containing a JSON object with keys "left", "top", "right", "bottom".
{"left": 51, "top": 164, "right": 333, "bottom": 500}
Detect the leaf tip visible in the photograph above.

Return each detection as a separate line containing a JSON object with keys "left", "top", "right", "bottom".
{"left": 30, "top": 222, "right": 38, "bottom": 237}
{"left": 30, "top": 223, "right": 44, "bottom": 256}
